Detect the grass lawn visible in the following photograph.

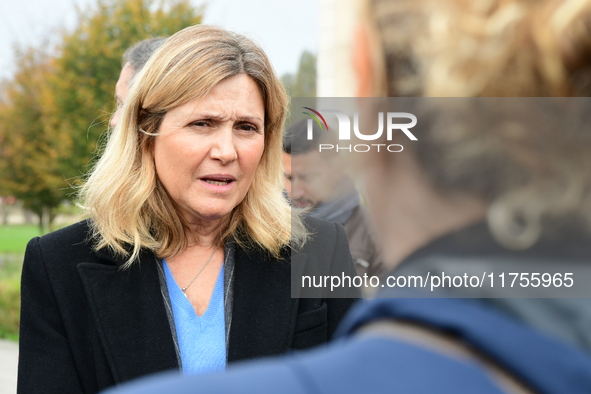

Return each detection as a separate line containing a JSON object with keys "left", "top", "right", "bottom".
{"left": 0, "top": 225, "right": 42, "bottom": 254}
{"left": 0, "top": 225, "right": 40, "bottom": 341}
{"left": 0, "top": 264, "right": 20, "bottom": 341}
{"left": 0, "top": 253, "right": 22, "bottom": 342}
{"left": 0, "top": 221, "right": 79, "bottom": 341}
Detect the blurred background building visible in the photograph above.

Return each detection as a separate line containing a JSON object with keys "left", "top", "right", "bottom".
{"left": 318, "top": 0, "right": 358, "bottom": 97}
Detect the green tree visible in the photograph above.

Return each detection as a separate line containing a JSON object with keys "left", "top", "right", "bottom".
{"left": 44, "top": 0, "right": 204, "bottom": 190}
{"left": 0, "top": 48, "right": 65, "bottom": 232}
{"left": 0, "top": 0, "right": 203, "bottom": 233}
{"left": 281, "top": 50, "right": 317, "bottom": 98}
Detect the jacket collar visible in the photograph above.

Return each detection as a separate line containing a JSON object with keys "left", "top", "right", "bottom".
{"left": 84, "top": 215, "right": 304, "bottom": 368}
{"left": 78, "top": 249, "right": 179, "bottom": 382}
{"left": 93, "top": 243, "right": 151, "bottom": 269}
{"left": 227, "top": 245, "right": 301, "bottom": 362}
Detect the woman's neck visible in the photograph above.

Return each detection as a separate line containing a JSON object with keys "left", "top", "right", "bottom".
{"left": 184, "top": 215, "right": 230, "bottom": 248}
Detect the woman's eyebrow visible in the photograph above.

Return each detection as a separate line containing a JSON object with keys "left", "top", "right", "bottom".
{"left": 191, "top": 112, "right": 262, "bottom": 122}
{"left": 236, "top": 116, "right": 263, "bottom": 122}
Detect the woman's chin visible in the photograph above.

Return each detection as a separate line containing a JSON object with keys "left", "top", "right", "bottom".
{"left": 182, "top": 208, "right": 233, "bottom": 227}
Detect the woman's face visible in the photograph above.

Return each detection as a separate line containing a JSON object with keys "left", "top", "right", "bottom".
{"left": 153, "top": 74, "right": 265, "bottom": 226}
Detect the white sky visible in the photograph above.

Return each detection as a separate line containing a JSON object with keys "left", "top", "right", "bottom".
{"left": 0, "top": 0, "right": 318, "bottom": 81}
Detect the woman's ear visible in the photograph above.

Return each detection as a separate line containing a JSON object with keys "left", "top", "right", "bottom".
{"left": 353, "top": 25, "right": 374, "bottom": 97}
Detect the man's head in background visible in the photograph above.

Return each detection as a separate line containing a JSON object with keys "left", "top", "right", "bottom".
{"left": 110, "top": 37, "right": 167, "bottom": 128}
{"left": 283, "top": 119, "right": 348, "bottom": 209}
{"left": 282, "top": 141, "right": 292, "bottom": 197}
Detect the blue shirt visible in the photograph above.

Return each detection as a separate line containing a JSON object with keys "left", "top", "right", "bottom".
{"left": 162, "top": 260, "right": 226, "bottom": 375}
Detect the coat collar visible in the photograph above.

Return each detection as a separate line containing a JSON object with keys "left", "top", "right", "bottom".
{"left": 227, "top": 245, "right": 302, "bottom": 362}
{"left": 81, "top": 232, "right": 305, "bottom": 372}
{"left": 77, "top": 250, "right": 179, "bottom": 382}
{"left": 93, "top": 243, "right": 147, "bottom": 268}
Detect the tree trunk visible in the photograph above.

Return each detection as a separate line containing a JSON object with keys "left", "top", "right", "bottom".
{"left": 0, "top": 203, "right": 7, "bottom": 225}
{"left": 48, "top": 208, "right": 57, "bottom": 233}
{"left": 36, "top": 210, "right": 44, "bottom": 235}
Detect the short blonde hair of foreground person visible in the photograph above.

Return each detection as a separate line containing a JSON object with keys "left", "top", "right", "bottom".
{"left": 80, "top": 25, "right": 305, "bottom": 266}
{"left": 357, "top": 0, "right": 591, "bottom": 250}
{"left": 364, "top": 0, "right": 591, "bottom": 97}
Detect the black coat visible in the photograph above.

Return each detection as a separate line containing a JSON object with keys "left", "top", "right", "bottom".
{"left": 18, "top": 217, "right": 358, "bottom": 394}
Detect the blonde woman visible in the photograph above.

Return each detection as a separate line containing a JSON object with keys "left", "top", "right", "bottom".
{"left": 18, "top": 25, "right": 358, "bottom": 394}
{"left": 105, "top": 1, "right": 591, "bottom": 393}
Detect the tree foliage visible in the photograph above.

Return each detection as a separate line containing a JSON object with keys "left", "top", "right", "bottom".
{"left": 0, "top": 0, "right": 203, "bottom": 232}
{"left": 0, "top": 48, "right": 64, "bottom": 232}
{"left": 281, "top": 50, "right": 317, "bottom": 98}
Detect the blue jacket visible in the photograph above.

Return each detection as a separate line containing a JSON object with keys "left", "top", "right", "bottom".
{"left": 103, "top": 295, "right": 591, "bottom": 394}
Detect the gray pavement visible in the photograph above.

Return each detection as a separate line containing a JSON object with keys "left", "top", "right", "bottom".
{"left": 0, "top": 340, "right": 17, "bottom": 394}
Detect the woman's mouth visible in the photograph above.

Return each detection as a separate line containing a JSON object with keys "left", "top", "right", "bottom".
{"left": 203, "top": 179, "right": 232, "bottom": 186}
{"left": 200, "top": 175, "right": 237, "bottom": 190}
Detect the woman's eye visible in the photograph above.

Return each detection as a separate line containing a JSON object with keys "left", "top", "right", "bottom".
{"left": 237, "top": 123, "right": 259, "bottom": 132}
{"left": 190, "top": 120, "right": 211, "bottom": 127}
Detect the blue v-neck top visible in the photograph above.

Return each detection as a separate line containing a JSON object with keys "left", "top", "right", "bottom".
{"left": 162, "top": 260, "right": 226, "bottom": 375}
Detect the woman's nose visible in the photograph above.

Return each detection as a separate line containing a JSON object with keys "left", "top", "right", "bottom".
{"left": 210, "top": 128, "right": 238, "bottom": 165}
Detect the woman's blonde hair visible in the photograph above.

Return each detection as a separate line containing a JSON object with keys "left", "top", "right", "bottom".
{"left": 80, "top": 25, "right": 306, "bottom": 265}
{"left": 364, "top": 0, "right": 591, "bottom": 248}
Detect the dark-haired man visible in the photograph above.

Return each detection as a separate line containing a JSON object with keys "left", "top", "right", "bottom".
{"left": 110, "top": 37, "right": 167, "bottom": 128}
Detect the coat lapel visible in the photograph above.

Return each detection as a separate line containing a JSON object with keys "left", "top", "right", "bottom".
{"left": 290, "top": 249, "right": 307, "bottom": 298}
{"left": 228, "top": 245, "right": 300, "bottom": 362}
{"left": 77, "top": 249, "right": 178, "bottom": 383}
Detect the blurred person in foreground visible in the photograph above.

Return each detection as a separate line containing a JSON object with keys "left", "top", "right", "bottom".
{"left": 102, "top": 0, "right": 591, "bottom": 393}
{"left": 283, "top": 119, "right": 384, "bottom": 279}
{"left": 18, "top": 24, "right": 358, "bottom": 394}
{"left": 110, "top": 37, "right": 167, "bottom": 128}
